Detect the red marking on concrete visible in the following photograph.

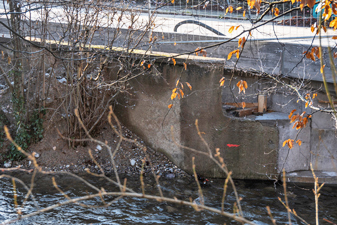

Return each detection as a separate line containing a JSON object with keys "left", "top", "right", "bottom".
{"left": 227, "top": 144, "right": 240, "bottom": 147}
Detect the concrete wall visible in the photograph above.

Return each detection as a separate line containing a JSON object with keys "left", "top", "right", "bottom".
{"left": 114, "top": 61, "right": 279, "bottom": 179}
{"left": 113, "top": 59, "right": 337, "bottom": 181}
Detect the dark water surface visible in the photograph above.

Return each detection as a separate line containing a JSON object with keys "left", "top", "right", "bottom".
{"left": 0, "top": 172, "right": 337, "bottom": 224}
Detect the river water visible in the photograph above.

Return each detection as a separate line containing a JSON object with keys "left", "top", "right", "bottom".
{"left": 0, "top": 172, "right": 337, "bottom": 225}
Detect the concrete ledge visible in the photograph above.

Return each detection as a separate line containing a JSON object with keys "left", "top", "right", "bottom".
{"left": 284, "top": 171, "right": 337, "bottom": 184}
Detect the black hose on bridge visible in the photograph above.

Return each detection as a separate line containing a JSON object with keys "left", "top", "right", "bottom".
{"left": 173, "top": 20, "right": 225, "bottom": 36}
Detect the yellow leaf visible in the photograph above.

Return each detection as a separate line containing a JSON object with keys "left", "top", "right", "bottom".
{"left": 236, "top": 50, "right": 240, "bottom": 58}
{"left": 229, "top": 6, "right": 233, "bottom": 13}
{"left": 227, "top": 51, "right": 234, "bottom": 60}
{"left": 162, "top": 35, "right": 165, "bottom": 39}
{"left": 236, "top": 6, "right": 242, "bottom": 10}
{"left": 247, "top": 0, "right": 255, "bottom": 9}
{"left": 183, "top": 62, "right": 187, "bottom": 70}
{"left": 172, "top": 88, "right": 177, "bottom": 93}
{"left": 171, "top": 0, "right": 174, "bottom": 3}
{"left": 168, "top": 104, "right": 173, "bottom": 109}
{"left": 288, "top": 139, "right": 294, "bottom": 149}
{"left": 176, "top": 79, "right": 180, "bottom": 87}
{"left": 282, "top": 140, "right": 288, "bottom": 147}
{"left": 305, "top": 101, "right": 309, "bottom": 108}
{"left": 140, "top": 60, "right": 145, "bottom": 66}
{"left": 243, "top": 10, "right": 246, "bottom": 17}
{"left": 291, "top": 0, "right": 295, "bottom": 4}
{"left": 274, "top": 8, "right": 279, "bottom": 16}
{"left": 186, "top": 82, "right": 192, "bottom": 90}
{"left": 228, "top": 26, "right": 235, "bottom": 33}
{"left": 313, "top": 93, "right": 317, "bottom": 99}
{"left": 171, "top": 92, "right": 177, "bottom": 100}
{"left": 187, "top": 0, "right": 189, "bottom": 2}
{"left": 174, "top": 42, "right": 177, "bottom": 46}
{"left": 242, "top": 102, "right": 246, "bottom": 109}
{"left": 220, "top": 80, "right": 225, "bottom": 86}
{"left": 172, "top": 58, "right": 176, "bottom": 66}
{"left": 320, "top": 64, "right": 325, "bottom": 73}
{"left": 226, "top": 7, "right": 229, "bottom": 14}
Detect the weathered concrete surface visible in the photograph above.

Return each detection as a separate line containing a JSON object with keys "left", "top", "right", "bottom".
{"left": 114, "top": 62, "right": 279, "bottom": 179}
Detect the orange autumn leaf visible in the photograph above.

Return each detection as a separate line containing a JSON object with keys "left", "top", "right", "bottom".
{"left": 183, "top": 62, "right": 187, "bottom": 70}
{"left": 334, "top": 52, "right": 337, "bottom": 59}
{"left": 236, "top": 6, "right": 242, "bottom": 10}
{"left": 236, "top": 80, "right": 248, "bottom": 94}
{"left": 227, "top": 49, "right": 240, "bottom": 60}
{"left": 219, "top": 77, "right": 225, "bottom": 86}
{"left": 288, "top": 109, "right": 297, "bottom": 119}
{"left": 323, "top": 26, "right": 327, "bottom": 32}
{"left": 305, "top": 101, "right": 309, "bottom": 108}
{"left": 243, "top": 10, "right": 246, "bottom": 17}
{"left": 148, "top": 64, "right": 151, "bottom": 69}
{"left": 238, "top": 38, "right": 242, "bottom": 47}
{"left": 228, "top": 6, "right": 233, "bottom": 13}
{"left": 180, "top": 82, "right": 184, "bottom": 89}
{"left": 179, "top": 89, "right": 184, "bottom": 98}
{"left": 186, "top": 82, "right": 192, "bottom": 90}
{"left": 311, "top": 24, "right": 315, "bottom": 33}
{"left": 172, "top": 88, "right": 177, "bottom": 93}
{"left": 174, "top": 42, "right": 177, "bottom": 46}
{"left": 313, "top": 93, "right": 317, "bottom": 99}
{"left": 172, "top": 58, "right": 176, "bottom": 66}
{"left": 274, "top": 8, "right": 279, "bottom": 16}
{"left": 168, "top": 104, "right": 173, "bottom": 109}
{"left": 242, "top": 102, "right": 246, "bottom": 109}
{"left": 171, "top": 0, "right": 174, "bottom": 3}
{"left": 283, "top": 139, "right": 294, "bottom": 149}
{"left": 236, "top": 50, "right": 240, "bottom": 58}
{"left": 140, "top": 60, "right": 145, "bottom": 66}
{"left": 176, "top": 79, "right": 180, "bottom": 87}
{"left": 235, "top": 25, "right": 240, "bottom": 30}
{"left": 228, "top": 26, "right": 235, "bottom": 33}
{"left": 332, "top": 36, "right": 337, "bottom": 39}
{"left": 296, "top": 140, "right": 302, "bottom": 146}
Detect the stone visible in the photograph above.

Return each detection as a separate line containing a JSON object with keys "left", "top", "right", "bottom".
{"left": 4, "top": 161, "right": 11, "bottom": 168}
{"left": 130, "top": 159, "right": 136, "bottom": 166}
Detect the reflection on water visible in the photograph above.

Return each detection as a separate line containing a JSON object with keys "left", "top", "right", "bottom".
{"left": 0, "top": 172, "right": 337, "bottom": 225}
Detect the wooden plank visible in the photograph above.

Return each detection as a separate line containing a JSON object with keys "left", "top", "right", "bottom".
{"left": 224, "top": 102, "right": 258, "bottom": 108}
{"left": 258, "top": 95, "right": 267, "bottom": 113}
{"left": 233, "top": 107, "right": 258, "bottom": 117}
